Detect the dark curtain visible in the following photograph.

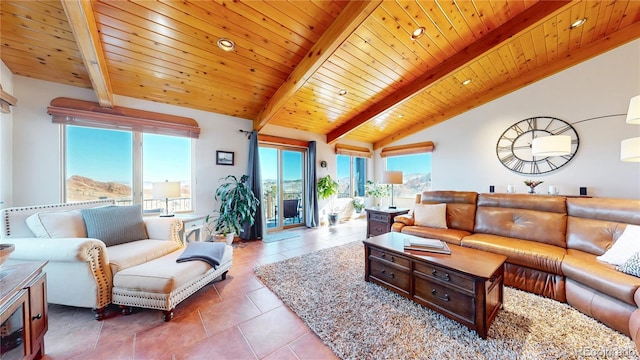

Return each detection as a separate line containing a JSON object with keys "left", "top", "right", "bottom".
{"left": 242, "top": 130, "right": 264, "bottom": 240}
{"left": 305, "top": 141, "right": 319, "bottom": 227}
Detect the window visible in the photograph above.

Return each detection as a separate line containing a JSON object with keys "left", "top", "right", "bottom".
{"left": 336, "top": 154, "right": 366, "bottom": 198}
{"left": 64, "top": 125, "right": 192, "bottom": 213}
{"left": 386, "top": 153, "right": 432, "bottom": 198}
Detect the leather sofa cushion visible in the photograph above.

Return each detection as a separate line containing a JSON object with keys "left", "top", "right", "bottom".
{"left": 461, "top": 233, "right": 566, "bottom": 275}
{"left": 566, "top": 216, "right": 625, "bottom": 255}
{"left": 567, "top": 197, "right": 640, "bottom": 225}
{"left": 420, "top": 191, "right": 477, "bottom": 232}
{"left": 474, "top": 194, "right": 567, "bottom": 247}
{"left": 400, "top": 226, "right": 471, "bottom": 245}
{"left": 561, "top": 249, "right": 640, "bottom": 306}
{"left": 566, "top": 197, "right": 640, "bottom": 255}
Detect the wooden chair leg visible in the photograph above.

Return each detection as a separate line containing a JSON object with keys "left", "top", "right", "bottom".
{"left": 163, "top": 309, "right": 174, "bottom": 322}
{"left": 119, "top": 306, "right": 133, "bottom": 315}
{"left": 93, "top": 307, "right": 106, "bottom": 320}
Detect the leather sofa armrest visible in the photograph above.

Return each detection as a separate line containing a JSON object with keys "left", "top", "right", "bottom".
{"left": 394, "top": 214, "right": 414, "bottom": 226}
{"left": 144, "top": 217, "right": 183, "bottom": 245}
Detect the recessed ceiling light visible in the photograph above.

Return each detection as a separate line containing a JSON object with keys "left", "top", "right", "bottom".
{"left": 338, "top": 89, "right": 348, "bottom": 96}
{"left": 217, "top": 38, "right": 235, "bottom": 52}
{"left": 411, "top": 27, "right": 425, "bottom": 40}
{"left": 462, "top": 79, "right": 471, "bottom": 85}
{"left": 569, "top": 18, "right": 587, "bottom": 29}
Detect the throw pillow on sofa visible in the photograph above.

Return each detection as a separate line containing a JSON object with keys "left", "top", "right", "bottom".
{"left": 618, "top": 251, "right": 640, "bottom": 278}
{"left": 25, "top": 209, "right": 87, "bottom": 238}
{"left": 413, "top": 203, "right": 448, "bottom": 229}
{"left": 596, "top": 224, "right": 640, "bottom": 266}
{"left": 81, "top": 204, "right": 148, "bottom": 246}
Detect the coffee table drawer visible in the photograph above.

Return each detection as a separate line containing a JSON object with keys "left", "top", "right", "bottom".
{"left": 414, "top": 262, "right": 474, "bottom": 292}
{"left": 370, "top": 248, "right": 411, "bottom": 268}
{"left": 414, "top": 276, "right": 474, "bottom": 322}
{"left": 369, "top": 260, "right": 410, "bottom": 292}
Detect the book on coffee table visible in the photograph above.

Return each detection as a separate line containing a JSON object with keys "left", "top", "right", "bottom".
{"left": 403, "top": 237, "right": 451, "bottom": 254}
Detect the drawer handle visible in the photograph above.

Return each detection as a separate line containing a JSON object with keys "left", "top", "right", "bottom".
{"left": 431, "top": 269, "right": 451, "bottom": 282}
{"left": 431, "top": 289, "right": 450, "bottom": 302}
{"left": 32, "top": 313, "right": 42, "bottom": 320}
{"left": 381, "top": 269, "right": 395, "bottom": 279}
{"left": 380, "top": 254, "right": 395, "bottom": 262}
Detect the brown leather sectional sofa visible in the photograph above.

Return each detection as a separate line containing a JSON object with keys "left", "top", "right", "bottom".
{"left": 392, "top": 191, "right": 640, "bottom": 341}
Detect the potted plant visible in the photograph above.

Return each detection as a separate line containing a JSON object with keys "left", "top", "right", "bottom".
{"left": 317, "top": 175, "right": 339, "bottom": 225}
{"left": 352, "top": 197, "right": 365, "bottom": 213}
{"left": 206, "top": 175, "right": 259, "bottom": 244}
{"left": 365, "top": 180, "right": 390, "bottom": 208}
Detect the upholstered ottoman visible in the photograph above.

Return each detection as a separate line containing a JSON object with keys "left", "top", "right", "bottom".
{"left": 111, "top": 244, "right": 233, "bottom": 321}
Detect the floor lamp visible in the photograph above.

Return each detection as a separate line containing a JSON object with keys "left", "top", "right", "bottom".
{"left": 621, "top": 95, "right": 640, "bottom": 162}
{"left": 382, "top": 171, "right": 403, "bottom": 209}
{"left": 152, "top": 180, "right": 181, "bottom": 217}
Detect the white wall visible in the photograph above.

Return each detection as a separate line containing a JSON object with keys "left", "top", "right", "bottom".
{"left": 0, "top": 61, "right": 14, "bottom": 207}
{"left": 10, "top": 76, "right": 253, "bottom": 215}
{"left": 379, "top": 39, "right": 640, "bottom": 200}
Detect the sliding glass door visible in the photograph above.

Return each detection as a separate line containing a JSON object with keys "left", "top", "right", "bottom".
{"left": 259, "top": 145, "right": 306, "bottom": 231}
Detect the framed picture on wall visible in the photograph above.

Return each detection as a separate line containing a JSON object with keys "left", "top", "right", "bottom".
{"left": 216, "top": 150, "right": 234, "bottom": 166}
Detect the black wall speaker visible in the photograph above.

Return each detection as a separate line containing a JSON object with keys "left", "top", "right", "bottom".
{"left": 579, "top": 187, "right": 587, "bottom": 196}
{"left": 489, "top": 185, "right": 495, "bottom": 193}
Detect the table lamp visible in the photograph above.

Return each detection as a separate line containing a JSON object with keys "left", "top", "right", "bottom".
{"left": 152, "top": 180, "right": 181, "bottom": 217}
{"left": 381, "top": 171, "right": 403, "bottom": 209}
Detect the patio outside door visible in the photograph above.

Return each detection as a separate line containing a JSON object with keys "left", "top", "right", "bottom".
{"left": 259, "top": 145, "right": 305, "bottom": 232}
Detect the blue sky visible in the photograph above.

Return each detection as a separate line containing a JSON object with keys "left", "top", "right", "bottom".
{"left": 66, "top": 126, "right": 191, "bottom": 185}
{"left": 259, "top": 147, "right": 302, "bottom": 181}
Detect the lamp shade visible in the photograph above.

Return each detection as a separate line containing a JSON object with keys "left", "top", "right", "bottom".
{"left": 152, "top": 181, "right": 181, "bottom": 198}
{"left": 627, "top": 95, "right": 640, "bottom": 124}
{"left": 381, "top": 171, "right": 403, "bottom": 185}
{"left": 531, "top": 135, "right": 571, "bottom": 157}
{"left": 621, "top": 137, "right": 640, "bottom": 162}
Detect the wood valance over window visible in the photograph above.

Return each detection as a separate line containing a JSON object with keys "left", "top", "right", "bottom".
{"left": 380, "top": 141, "right": 435, "bottom": 157}
{"left": 47, "top": 97, "right": 200, "bottom": 138}
{"left": 335, "top": 143, "right": 372, "bottom": 158}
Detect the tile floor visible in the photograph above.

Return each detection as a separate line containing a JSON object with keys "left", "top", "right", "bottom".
{"left": 42, "top": 219, "right": 368, "bottom": 360}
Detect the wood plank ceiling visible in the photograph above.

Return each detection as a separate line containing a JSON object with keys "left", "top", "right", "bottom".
{"left": 1, "top": 1, "right": 639, "bottom": 149}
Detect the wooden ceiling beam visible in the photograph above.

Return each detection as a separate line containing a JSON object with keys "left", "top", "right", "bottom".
{"left": 326, "top": 0, "right": 571, "bottom": 144}
{"left": 61, "top": 0, "right": 114, "bottom": 108}
{"left": 373, "top": 23, "right": 640, "bottom": 150}
{"left": 252, "top": 0, "right": 382, "bottom": 131}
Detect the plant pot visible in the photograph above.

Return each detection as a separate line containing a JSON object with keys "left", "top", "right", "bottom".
{"left": 328, "top": 213, "right": 339, "bottom": 226}
{"left": 224, "top": 232, "right": 235, "bottom": 245}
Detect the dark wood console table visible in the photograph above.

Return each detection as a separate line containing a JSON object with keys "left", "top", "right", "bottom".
{"left": 363, "top": 233, "right": 506, "bottom": 338}
{"left": 1, "top": 261, "right": 48, "bottom": 359}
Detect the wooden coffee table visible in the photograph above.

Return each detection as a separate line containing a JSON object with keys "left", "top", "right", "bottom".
{"left": 363, "top": 232, "right": 507, "bottom": 338}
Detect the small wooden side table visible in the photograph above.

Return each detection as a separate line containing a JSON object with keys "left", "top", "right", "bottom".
{"left": 365, "top": 207, "right": 409, "bottom": 237}
{"left": 175, "top": 214, "right": 207, "bottom": 243}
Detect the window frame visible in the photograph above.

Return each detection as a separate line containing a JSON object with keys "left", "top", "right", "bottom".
{"left": 62, "top": 124, "right": 195, "bottom": 214}
{"left": 336, "top": 154, "right": 367, "bottom": 198}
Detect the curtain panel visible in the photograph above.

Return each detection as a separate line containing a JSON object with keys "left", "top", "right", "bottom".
{"left": 243, "top": 131, "right": 264, "bottom": 240}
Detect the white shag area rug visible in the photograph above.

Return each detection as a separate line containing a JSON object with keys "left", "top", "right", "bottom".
{"left": 254, "top": 241, "right": 639, "bottom": 360}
